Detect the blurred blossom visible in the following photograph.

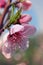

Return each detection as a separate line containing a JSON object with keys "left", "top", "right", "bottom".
{"left": 0, "top": 0, "right": 6, "bottom": 8}
{"left": 16, "top": 0, "right": 32, "bottom": 10}
{"left": 0, "top": 0, "right": 6, "bottom": 14}
{"left": 0, "top": 24, "right": 36, "bottom": 59}
{"left": 19, "top": 14, "right": 32, "bottom": 24}
{"left": 17, "top": 62, "right": 27, "bottom": 65}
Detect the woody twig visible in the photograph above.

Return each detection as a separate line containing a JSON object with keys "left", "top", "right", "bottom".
{"left": 0, "top": 0, "right": 19, "bottom": 35}
{"left": 0, "top": 0, "right": 11, "bottom": 29}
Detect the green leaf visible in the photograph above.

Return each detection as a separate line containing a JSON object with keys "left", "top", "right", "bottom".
{"left": 9, "top": 4, "right": 15, "bottom": 22}
{"left": 8, "top": 8, "right": 22, "bottom": 27}
{"left": 12, "top": 4, "right": 15, "bottom": 15}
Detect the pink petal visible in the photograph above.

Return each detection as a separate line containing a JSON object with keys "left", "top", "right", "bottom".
{"left": 19, "top": 14, "right": 32, "bottom": 24}
{"left": 2, "top": 41, "right": 11, "bottom": 59}
{"left": 0, "top": 0, "right": 6, "bottom": 8}
{"left": 16, "top": 3, "right": 22, "bottom": 8}
{"left": 18, "top": 37, "right": 29, "bottom": 51}
{"left": 16, "top": 0, "right": 32, "bottom": 10}
{"left": 21, "top": 24, "right": 36, "bottom": 38}
{"left": 10, "top": 24, "right": 24, "bottom": 34}
{"left": 2, "top": 51, "right": 11, "bottom": 59}
{"left": 22, "top": 0, "right": 32, "bottom": 10}
{"left": 2, "top": 30, "right": 9, "bottom": 43}
{"left": 17, "top": 62, "right": 27, "bottom": 65}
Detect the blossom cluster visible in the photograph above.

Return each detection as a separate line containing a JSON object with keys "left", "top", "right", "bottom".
{"left": 0, "top": 0, "right": 36, "bottom": 59}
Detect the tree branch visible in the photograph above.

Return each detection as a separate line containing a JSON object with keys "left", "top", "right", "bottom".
{"left": 0, "top": 1, "right": 20, "bottom": 35}
{"left": 0, "top": 0, "right": 11, "bottom": 29}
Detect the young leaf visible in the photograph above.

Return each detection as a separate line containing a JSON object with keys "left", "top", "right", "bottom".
{"left": 9, "top": 8, "right": 22, "bottom": 26}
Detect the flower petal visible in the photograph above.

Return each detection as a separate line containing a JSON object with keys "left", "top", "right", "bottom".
{"left": 19, "top": 14, "right": 32, "bottom": 24}
{"left": 1, "top": 29, "right": 9, "bottom": 43}
{"left": 18, "top": 37, "right": 29, "bottom": 51}
{"left": 17, "top": 62, "right": 27, "bottom": 65}
{"left": 16, "top": 0, "right": 32, "bottom": 11}
{"left": 21, "top": 24, "right": 36, "bottom": 38}
{"left": 10, "top": 24, "right": 24, "bottom": 34}
{"left": 0, "top": 0, "right": 6, "bottom": 8}
{"left": 22, "top": 0, "right": 32, "bottom": 10}
{"left": 2, "top": 41, "right": 11, "bottom": 59}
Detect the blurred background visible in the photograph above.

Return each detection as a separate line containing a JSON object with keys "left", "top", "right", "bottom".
{"left": 0, "top": 0, "right": 43, "bottom": 65}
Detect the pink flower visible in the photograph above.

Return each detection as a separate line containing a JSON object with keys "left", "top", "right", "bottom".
{"left": 17, "top": 62, "right": 27, "bottom": 65}
{"left": 17, "top": 0, "right": 32, "bottom": 10}
{"left": 22, "top": 0, "right": 32, "bottom": 10}
{"left": 0, "top": 0, "right": 6, "bottom": 8}
{"left": 1, "top": 24, "right": 36, "bottom": 59}
{"left": 19, "top": 14, "right": 32, "bottom": 24}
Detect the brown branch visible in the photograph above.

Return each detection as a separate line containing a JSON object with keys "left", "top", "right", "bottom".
{"left": 0, "top": 0, "right": 11, "bottom": 29}
{"left": 0, "top": 1, "right": 20, "bottom": 35}
{"left": 0, "top": 1, "right": 19, "bottom": 29}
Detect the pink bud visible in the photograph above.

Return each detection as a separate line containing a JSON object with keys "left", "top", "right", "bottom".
{"left": 22, "top": 0, "right": 32, "bottom": 10}
{"left": 19, "top": 14, "right": 32, "bottom": 24}
{"left": 0, "top": 0, "right": 6, "bottom": 8}
{"left": 17, "top": 0, "right": 32, "bottom": 11}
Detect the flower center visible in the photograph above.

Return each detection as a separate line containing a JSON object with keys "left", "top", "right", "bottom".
{"left": 7, "top": 32, "right": 22, "bottom": 44}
